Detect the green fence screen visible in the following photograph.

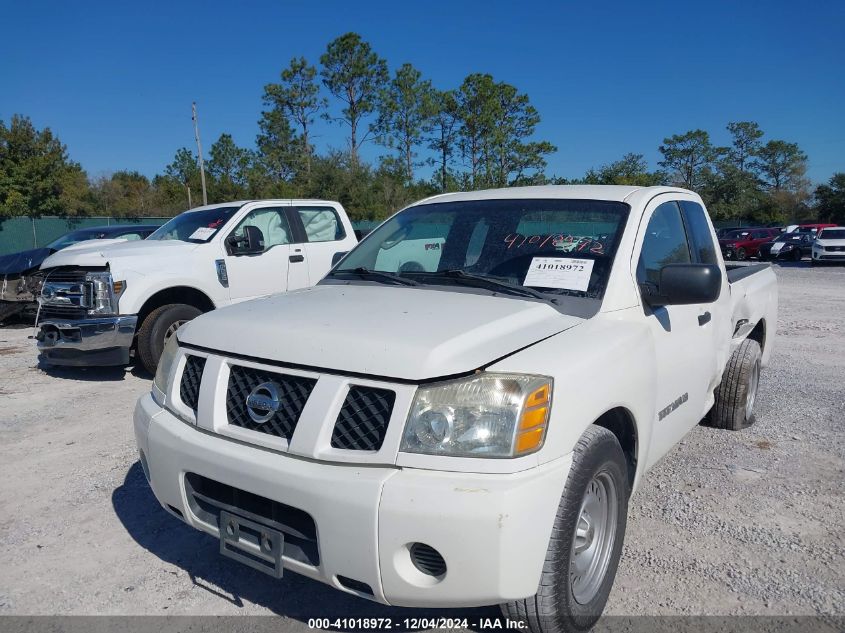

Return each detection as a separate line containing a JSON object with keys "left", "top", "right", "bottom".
{"left": 0, "top": 217, "right": 384, "bottom": 256}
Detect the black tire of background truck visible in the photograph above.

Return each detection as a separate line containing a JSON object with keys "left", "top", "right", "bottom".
{"left": 709, "top": 338, "right": 762, "bottom": 431}
{"left": 501, "top": 426, "right": 629, "bottom": 633}
{"left": 136, "top": 303, "right": 202, "bottom": 374}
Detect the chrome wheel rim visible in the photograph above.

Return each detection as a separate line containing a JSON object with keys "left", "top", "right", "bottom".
{"left": 746, "top": 359, "right": 760, "bottom": 420}
{"left": 164, "top": 320, "right": 187, "bottom": 343}
{"left": 570, "top": 471, "right": 618, "bottom": 604}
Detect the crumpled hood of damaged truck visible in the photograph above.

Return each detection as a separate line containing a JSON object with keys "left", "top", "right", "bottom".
{"left": 177, "top": 284, "right": 584, "bottom": 381}
{"left": 39, "top": 239, "right": 198, "bottom": 272}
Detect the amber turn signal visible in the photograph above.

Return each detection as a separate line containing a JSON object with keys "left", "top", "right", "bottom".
{"left": 515, "top": 383, "right": 551, "bottom": 455}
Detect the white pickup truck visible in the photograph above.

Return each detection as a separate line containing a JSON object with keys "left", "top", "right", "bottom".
{"left": 35, "top": 200, "right": 357, "bottom": 372}
{"left": 135, "top": 185, "right": 777, "bottom": 631}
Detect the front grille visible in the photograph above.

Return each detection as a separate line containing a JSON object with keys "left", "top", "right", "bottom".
{"left": 179, "top": 355, "right": 206, "bottom": 411}
{"left": 40, "top": 268, "right": 92, "bottom": 283}
{"left": 331, "top": 386, "right": 396, "bottom": 451}
{"left": 184, "top": 472, "right": 319, "bottom": 566}
{"left": 38, "top": 304, "right": 88, "bottom": 321}
{"left": 226, "top": 366, "right": 316, "bottom": 440}
{"left": 825, "top": 245, "right": 845, "bottom": 252}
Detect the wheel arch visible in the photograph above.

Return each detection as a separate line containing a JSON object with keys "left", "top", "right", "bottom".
{"left": 137, "top": 286, "right": 215, "bottom": 329}
{"left": 592, "top": 406, "right": 639, "bottom": 490}
{"left": 747, "top": 318, "right": 766, "bottom": 353}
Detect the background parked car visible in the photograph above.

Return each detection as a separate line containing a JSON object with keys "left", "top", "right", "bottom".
{"left": 718, "top": 227, "right": 781, "bottom": 260}
{"left": 0, "top": 225, "right": 158, "bottom": 323}
{"left": 811, "top": 227, "right": 845, "bottom": 266}
{"left": 716, "top": 226, "right": 745, "bottom": 239}
{"left": 758, "top": 232, "right": 815, "bottom": 261}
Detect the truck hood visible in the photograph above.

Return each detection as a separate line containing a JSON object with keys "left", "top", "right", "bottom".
{"left": 178, "top": 284, "right": 584, "bottom": 381}
{"left": 59, "top": 237, "right": 130, "bottom": 252}
{"left": 40, "top": 239, "right": 198, "bottom": 271}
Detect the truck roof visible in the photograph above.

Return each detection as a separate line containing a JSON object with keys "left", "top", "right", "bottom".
{"left": 412, "top": 185, "right": 693, "bottom": 206}
{"left": 180, "top": 199, "right": 344, "bottom": 213}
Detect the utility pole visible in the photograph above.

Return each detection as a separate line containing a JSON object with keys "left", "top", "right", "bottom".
{"left": 192, "top": 102, "right": 208, "bottom": 206}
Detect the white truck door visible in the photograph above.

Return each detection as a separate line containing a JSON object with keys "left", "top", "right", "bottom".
{"left": 223, "top": 206, "right": 293, "bottom": 303}
{"left": 291, "top": 205, "right": 355, "bottom": 283}
{"left": 635, "top": 199, "right": 720, "bottom": 464}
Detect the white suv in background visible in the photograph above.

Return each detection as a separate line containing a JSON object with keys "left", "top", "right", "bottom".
{"left": 811, "top": 227, "right": 845, "bottom": 266}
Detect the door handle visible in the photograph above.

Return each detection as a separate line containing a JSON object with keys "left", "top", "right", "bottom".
{"left": 698, "top": 311, "right": 711, "bottom": 326}
{"left": 289, "top": 254, "right": 305, "bottom": 263}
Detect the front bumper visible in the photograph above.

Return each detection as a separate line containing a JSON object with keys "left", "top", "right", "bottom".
{"left": 813, "top": 250, "right": 845, "bottom": 262}
{"left": 134, "top": 393, "right": 571, "bottom": 607}
{"left": 36, "top": 315, "right": 138, "bottom": 366}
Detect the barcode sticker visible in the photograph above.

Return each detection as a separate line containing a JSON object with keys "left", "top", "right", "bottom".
{"left": 523, "top": 257, "right": 594, "bottom": 291}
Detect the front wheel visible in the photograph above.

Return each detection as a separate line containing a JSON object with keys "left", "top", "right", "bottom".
{"left": 502, "top": 426, "right": 629, "bottom": 633}
{"left": 792, "top": 249, "right": 802, "bottom": 262}
{"left": 736, "top": 247, "right": 747, "bottom": 261}
{"left": 136, "top": 303, "right": 202, "bottom": 374}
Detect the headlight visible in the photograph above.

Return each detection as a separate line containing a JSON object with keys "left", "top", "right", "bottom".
{"left": 400, "top": 373, "right": 552, "bottom": 458}
{"left": 85, "top": 271, "right": 125, "bottom": 315}
{"left": 154, "top": 334, "right": 180, "bottom": 394}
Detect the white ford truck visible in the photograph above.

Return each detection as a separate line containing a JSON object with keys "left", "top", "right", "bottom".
{"left": 135, "top": 186, "right": 777, "bottom": 631}
{"left": 35, "top": 200, "right": 357, "bottom": 372}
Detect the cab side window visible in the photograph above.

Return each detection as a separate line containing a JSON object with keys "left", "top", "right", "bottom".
{"left": 297, "top": 207, "right": 345, "bottom": 242}
{"left": 230, "top": 207, "right": 292, "bottom": 252}
{"left": 679, "top": 201, "right": 718, "bottom": 264}
{"left": 637, "top": 201, "right": 691, "bottom": 286}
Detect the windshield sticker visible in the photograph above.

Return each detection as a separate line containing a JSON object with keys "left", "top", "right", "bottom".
{"left": 188, "top": 227, "right": 216, "bottom": 241}
{"left": 523, "top": 257, "right": 595, "bottom": 292}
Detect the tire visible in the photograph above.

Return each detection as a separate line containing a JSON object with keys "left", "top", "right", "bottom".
{"left": 736, "top": 247, "right": 747, "bottom": 261}
{"left": 792, "top": 249, "right": 802, "bottom": 262}
{"left": 710, "top": 338, "right": 762, "bottom": 431}
{"left": 136, "top": 303, "right": 202, "bottom": 374}
{"left": 501, "top": 426, "right": 629, "bottom": 633}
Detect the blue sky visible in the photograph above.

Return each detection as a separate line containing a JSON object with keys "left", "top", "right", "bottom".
{"left": 2, "top": 0, "right": 843, "bottom": 184}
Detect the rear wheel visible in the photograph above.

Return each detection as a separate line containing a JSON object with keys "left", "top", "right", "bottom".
{"left": 736, "top": 247, "right": 747, "bottom": 261}
{"left": 709, "top": 338, "right": 762, "bottom": 431}
{"left": 136, "top": 303, "right": 202, "bottom": 374}
{"left": 501, "top": 426, "right": 629, "bottom": 633}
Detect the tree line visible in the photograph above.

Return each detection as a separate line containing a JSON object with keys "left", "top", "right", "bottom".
{"left": 1, "top": 32, "right": 843, "bottom": 225}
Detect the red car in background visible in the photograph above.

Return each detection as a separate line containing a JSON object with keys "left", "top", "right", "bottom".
{"left": 719, "top": 227, "right": 781, "bottom": 260}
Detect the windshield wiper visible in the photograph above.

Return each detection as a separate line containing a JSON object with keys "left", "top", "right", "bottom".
{"left": 331, "top": 267, "right": 419, "bottom": 287}
{"left": 411, "top": 269, "right": 557, "bottom": 302}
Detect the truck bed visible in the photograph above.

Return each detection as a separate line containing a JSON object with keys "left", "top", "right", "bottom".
{"left": 725, "top": 262, "right": 771, "bottom": 283}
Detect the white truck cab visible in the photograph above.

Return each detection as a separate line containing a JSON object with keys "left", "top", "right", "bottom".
{"left": 135, "top": 186, "right": 777, "bottom": 630}
{"left": 36, "top": 200, "right": 356, "bottom": 372}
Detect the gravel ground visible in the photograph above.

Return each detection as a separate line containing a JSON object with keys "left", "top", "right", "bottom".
{"left": 0, "top": 263, "right": 843, "bottom": 626}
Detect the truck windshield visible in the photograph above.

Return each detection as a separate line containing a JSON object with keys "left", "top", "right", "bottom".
{"left": 147, "top": 207, "right": 240, "bottom": 243}
{"left": 331, "top": 199, "right": 630, "bottom": 299}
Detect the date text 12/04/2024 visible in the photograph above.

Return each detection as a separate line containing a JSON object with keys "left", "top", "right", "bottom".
{"left": 308, "top": 618, "right": 527, "bottom": 630}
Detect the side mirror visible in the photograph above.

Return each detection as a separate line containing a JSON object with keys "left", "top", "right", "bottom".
{"left": 331, "top": 251, "right": 349, "bottom": 266}
{"left": 640, "top": 264, "right": 721, "bottom": 307}
{"left": 228, "top": 225, "right": 265, "bottom": 255}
